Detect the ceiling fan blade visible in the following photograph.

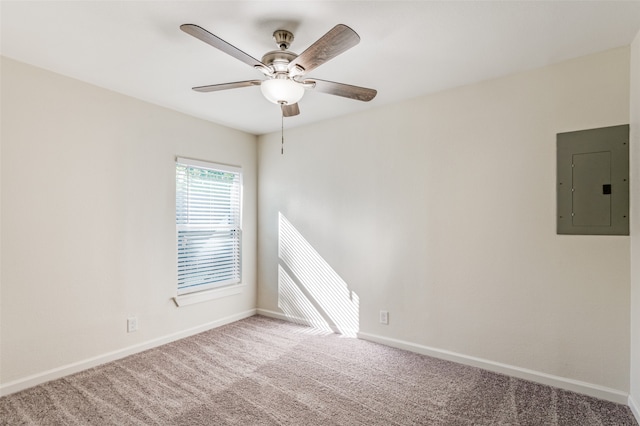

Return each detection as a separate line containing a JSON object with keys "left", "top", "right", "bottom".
{"left": 192, "top": 80, "right": 262, "bottom": 93}
{"left": 181, "top": 24, "right": 271, "bottom": 74}
{"left": 288, "top": 24, "right": 360, "bottom": 77}
{"left": 281, "top": 103, "right": 300, "bottom": 117}
{"left": 304, "top": 78, "right": 377, "bottom": 102}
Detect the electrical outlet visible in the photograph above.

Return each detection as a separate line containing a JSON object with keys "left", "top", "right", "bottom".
{"left": 379, "top": 310, "right": 389, "bottom": 325}
{"left": 127, "top": 317, "right": 138, "bottom": 333}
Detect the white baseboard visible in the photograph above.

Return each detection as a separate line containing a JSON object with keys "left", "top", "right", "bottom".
{"left": 0, "top": 309, "right": 257, "bottom": 397}
{"left": 358, "top": 331, "right": 628, "bottom": 405}
{"left": 258, "top": 311, "right": 629, "bottom": 404}
{"left": 256, "top": 308, "right": 343, "bottom": 334}
{"left": 629, "top": 394, "right": 640, "bottom": 423}
{"left": 259, "top": 310, "right": 629, "bottom": 404}
{"left": 256, "top": 308, "right": 289, "bottom": 321}
{"left": 8, "top": 308, "right": 628, "bottom": 409}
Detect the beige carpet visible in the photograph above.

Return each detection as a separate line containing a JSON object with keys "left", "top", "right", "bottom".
{"left": 0, "top": 315, "right": 636, "bottom": 425}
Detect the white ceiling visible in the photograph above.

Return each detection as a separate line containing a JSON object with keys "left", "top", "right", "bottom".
{"left": 2, "top": 1, "right": 640, "bottom": 135}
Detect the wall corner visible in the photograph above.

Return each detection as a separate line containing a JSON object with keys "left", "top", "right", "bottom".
{"left": 629, "top": 27, "right": 640, "bottom": 422}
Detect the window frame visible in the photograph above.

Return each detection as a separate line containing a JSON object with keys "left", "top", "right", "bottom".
{"left": 175, "top": 157, "right": 243, "bottom": 300}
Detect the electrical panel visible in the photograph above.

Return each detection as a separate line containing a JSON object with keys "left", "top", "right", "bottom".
{"left": 557, "top": 124, "right": 629, "bottom": 235}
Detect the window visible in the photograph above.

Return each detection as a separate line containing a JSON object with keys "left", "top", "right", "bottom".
{"left": 176, "top": 157, "right": 242, "bottom": 296}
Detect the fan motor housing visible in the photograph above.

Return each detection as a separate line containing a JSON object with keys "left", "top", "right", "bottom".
{"left": 261, "top": 50, "right": 298, "bottom": 73}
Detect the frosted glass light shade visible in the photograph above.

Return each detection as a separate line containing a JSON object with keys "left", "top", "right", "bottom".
{"left": 260, "top": 79, "right": 304, "bottom": 105}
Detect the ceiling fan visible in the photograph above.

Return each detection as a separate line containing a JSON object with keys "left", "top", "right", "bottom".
{"left": 180, "top": 23, "right": 377, "bottom": 117}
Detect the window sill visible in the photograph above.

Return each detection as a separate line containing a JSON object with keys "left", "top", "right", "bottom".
{"left": 173, "top": 284, "right": 245, "bottom": 307}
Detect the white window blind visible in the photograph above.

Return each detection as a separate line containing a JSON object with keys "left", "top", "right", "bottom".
{"left": 176, "top": 157, "right": 242, "bottom": 295}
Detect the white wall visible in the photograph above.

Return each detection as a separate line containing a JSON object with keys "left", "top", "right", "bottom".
{"left": 0, "top": 57, "right": 258, "bottom": 391}
{"left": 629, "top": 29, "right": 640, "bottom": 417}
{"left": 258, "top": 47, "right": 631, "bottom": 399}
{"left": 1, "top": 43, "right": 634, "bottom": 404}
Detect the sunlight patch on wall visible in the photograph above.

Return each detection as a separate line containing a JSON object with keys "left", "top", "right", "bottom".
{"left": 278, "top": 213, "right": 359, "bottom": 337}
{"left": 278, "top": 265, "right": 334, "bottom": 333}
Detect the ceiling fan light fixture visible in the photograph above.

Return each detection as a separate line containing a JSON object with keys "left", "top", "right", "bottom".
{"left": 181, "top": 23, "right": 376, "bottom": 119}
{"left": 260, "top": 78, "right": 304, "bottom": 105}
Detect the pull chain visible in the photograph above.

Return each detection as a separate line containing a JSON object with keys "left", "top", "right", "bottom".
{"left": 281, "top": 108, "right": 284, "bottom": 155}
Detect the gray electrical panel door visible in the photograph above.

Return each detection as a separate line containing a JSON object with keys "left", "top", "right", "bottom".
{"left": 557, "top": 125, "right": 629, "bottom": 235}
{"left": 572, "top": 151, "right": 611, "bottom": 227}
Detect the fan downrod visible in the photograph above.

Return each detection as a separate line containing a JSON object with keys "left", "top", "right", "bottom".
{"left": 262, "top": 30, "right": 297, "bottom": 72}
